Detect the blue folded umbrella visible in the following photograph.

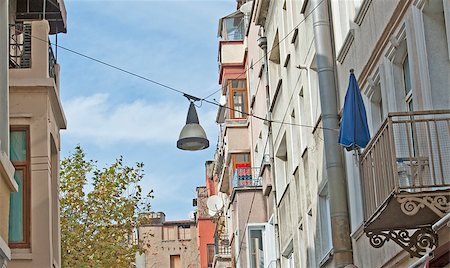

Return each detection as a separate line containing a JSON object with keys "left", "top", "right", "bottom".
{"left": 339, "top": 70, "right": 371, "bottom": 151}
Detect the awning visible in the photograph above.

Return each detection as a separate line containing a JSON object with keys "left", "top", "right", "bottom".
{"left": 15, "top": 0, "right": 67, "bottom": 34}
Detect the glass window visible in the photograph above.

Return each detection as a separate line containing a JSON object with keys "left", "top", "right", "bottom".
{"left": 163, "top": 226, "right": 176, "bottom": 241}
{"left": 228, "top": 80, "right": 248, "bottom": 119}
{"left": 207, "top": 244, "right": 215, "bottom": 268}
{"left": 9, "top": 169, "right": 24, "bottom": 242}
{"left": 9, "top": 127, "right": 30, "bottom": 247}
{"left": 249, "top": 229, "right": 264, "bottom": 268}
{"left": 10, "top": 130, "right": 27, "bottom": 161}
{"left": 319, "top": 185, "right": 332, "bottom": 258}
{"left": 178, "top": 225, "right": 191, "bottom": 240}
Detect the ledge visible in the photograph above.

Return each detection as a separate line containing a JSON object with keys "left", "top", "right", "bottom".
{"left": 336, "top": 29, "right": 355, "bottom": 64}
{"left": 354, "top": 0, "right": 373, "bottom": 26}
{"left": 0, "top": 236, "right": 11, "bottom": 261}
{"left": 11, "top": 248, "right": 32, "bottom": 260}
{"left": 0, "top": 150, "right": 18, "bottom": 192}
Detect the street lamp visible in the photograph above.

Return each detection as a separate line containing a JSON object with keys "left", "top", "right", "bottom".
{"left": 177, "top": 95, "right": 209, "bottom": 151}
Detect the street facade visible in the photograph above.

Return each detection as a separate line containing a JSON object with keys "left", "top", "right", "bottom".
{"left": 201, "top": 0, "right": 450, "bottom": 267}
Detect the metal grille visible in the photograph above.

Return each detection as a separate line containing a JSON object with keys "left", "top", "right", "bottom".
{"left": 9, "top": 23, "right": 32, "bottom": 69}
{"left": 232, "top": 167, "right": 262, "bottom": 188}
{"left": 214, "top": 233, "right": 231, "bottom": 255}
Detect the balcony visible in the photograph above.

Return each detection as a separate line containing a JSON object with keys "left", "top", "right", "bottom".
{"left": 361, "top": 110, "right": 450, "bottom": 257}
{"left": 232, "top": 167, "right": 262, "bottom": 188}
{"left": 9, "top": 21, "right": 59, "bottom": 85}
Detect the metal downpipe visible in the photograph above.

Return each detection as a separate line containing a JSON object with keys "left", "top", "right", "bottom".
{"left": 311, "top": 0, "right": 353, "bottom": 266}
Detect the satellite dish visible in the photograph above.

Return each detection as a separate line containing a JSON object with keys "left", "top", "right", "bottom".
{"left": 207, "top": 195, "right": 224, "bottom": 212}
{"left": 208, "top": 209, "right": 217, "bottom": 217}
{"left": 239, "top": 1, "right": 253, "bottom": 15}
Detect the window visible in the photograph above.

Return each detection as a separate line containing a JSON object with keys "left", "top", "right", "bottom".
{"left": 402, "top": 54, "right": 413, "bottom": 112}
{"left": 163, "top": 226, "right": 176, "bottom": 241}
{"left": 178, "top": 225, "right": 191, "bottom": 240}
{"left": 9, "top": 126, "right": 30, "bottom": 248}
{"left": 318, "top": 184, "right": 332, "bottom": 259}
{"left": 248, "top": 227, "right": 264, "bottom": 268}
{"left": 170, "top": 255, "right": 181, "bottom": 268}
{"left": 276, "top": 134, "right": 289, "bottom": 192}
{"left": 207, "top": 244, "right": 214, "bottom": 268}
{"left": 228, "top": 79, "right": 248, "bottom": 119}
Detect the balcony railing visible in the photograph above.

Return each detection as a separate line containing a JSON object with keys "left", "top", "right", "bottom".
{"left": 361, "top": 110, "right": 450, "bottom": 257}
{"left": 214, "top": 233, "right": 231, "bottom": 256}
{"left": 9, "top": 24, "right": 31, "bottom": 69}
{"left": 233, "top": 167, "right": 262, "bottom": 188}
{"left": 9, "top": 23, "right": 58, "bottom": 82}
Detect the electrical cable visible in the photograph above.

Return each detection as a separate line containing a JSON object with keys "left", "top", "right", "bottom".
{"left": 15, "top": 0, "right": 337, "bottom": 133}
{"left": 201, "top": 0, "right": 327, "bottom": 101}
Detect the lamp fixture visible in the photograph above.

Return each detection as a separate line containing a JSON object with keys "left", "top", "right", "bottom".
{"left": 177, "top": 95, "right": 209, "bottom": 151}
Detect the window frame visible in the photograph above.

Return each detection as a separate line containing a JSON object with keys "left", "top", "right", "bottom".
{"left": 228, "top": 79, "right": 249, "bottom": 119}
{"left": 9, "top": 125, "right": 31, "bottom": 248}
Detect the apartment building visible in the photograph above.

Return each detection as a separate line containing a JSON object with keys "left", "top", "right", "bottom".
{"left": 210, "top": 0, "right": 449, "bottom": 267}
{"left": 1, "top": 0, "right": 67, "bottom": 267}
{"left": 0, "top": 1, "right": 18, "bottom": 266}
{"left": 137, "top": 212, "right": 199, "bottom": 268}
{"left": 195, "top": 183, "right": 215, "bottom": 268}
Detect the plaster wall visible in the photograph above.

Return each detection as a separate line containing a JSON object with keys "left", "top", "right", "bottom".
{"left": 220, "top": 42, "right": 245, "bottom": 64}
{"left": 230, "top": 189, "right": 266, "bottom": 267}
{"left": 334, "top": 0, "right": 450, "bottom": 267}
{"left": 140, "top": 223, "right": 199, "bottom": 268}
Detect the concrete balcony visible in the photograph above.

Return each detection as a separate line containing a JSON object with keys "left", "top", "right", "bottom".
{"left": 361, "top": 110, "right": 450, "bottom": 257}
{"left": 218, "top": 41, "right": 245, "bottom": 85}
{"left": 9, "top": 20, "right": 66, "bottom": 130}
{"left": 217, "top": 119, "right": 250, "bottom": 194}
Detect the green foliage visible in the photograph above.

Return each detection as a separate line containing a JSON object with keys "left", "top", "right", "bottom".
{"left": 60, "top": 145, "right": 153, "bottom": 268}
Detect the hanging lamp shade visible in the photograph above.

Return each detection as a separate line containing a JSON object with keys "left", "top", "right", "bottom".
{"left": 177, "top": 102, "right": 209, "bottom": 151}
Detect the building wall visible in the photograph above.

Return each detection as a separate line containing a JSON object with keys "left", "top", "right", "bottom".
{"left": 140, "top": 218, "right": 199, "bottom": 268}
{"left": 334, "top": 0, "right": 450, "bottom": 267}
{"left": 3, "top": 19, "right": 64, "bottom": 268}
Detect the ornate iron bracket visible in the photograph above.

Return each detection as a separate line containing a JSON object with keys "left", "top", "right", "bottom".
{"left": 397, "top": 194, "right": 450, "bottom": 217}
{"left": 366, "top": 227, "right": 438, "bottom": 258}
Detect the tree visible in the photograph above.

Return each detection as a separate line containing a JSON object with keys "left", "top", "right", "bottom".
{"left": 60, "top": 145, "right": 152, "bottom": 267}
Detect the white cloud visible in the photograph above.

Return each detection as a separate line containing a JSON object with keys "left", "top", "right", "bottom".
{"left": 63, "top": 93, "right": 217, "bottom": 146}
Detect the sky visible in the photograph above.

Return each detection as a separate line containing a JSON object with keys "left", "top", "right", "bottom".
{"left": 58, "top": 0, "right": 236, "bottom": 220}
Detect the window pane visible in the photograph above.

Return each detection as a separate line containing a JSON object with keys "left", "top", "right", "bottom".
{"left": 403, "top": 55, "right": 412, "bottom": 95}
{"left": 233, "top": 91, "right": 246, "bottom": 118}
{"left": 231, "top": 80, "right": 246, "bottom": 88}
{"left": 10, "top": 130, "right": 27, "bottom": 161}
{"left": 9, "top": 170, "right": 24, "bottom": 242}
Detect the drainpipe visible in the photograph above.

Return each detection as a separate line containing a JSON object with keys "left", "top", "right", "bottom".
{"left": 258, "top": 34, "right": 281, "bottom": 268}
{"left": 311, "top": 0, "right": 353, "bottom": 267}
{"left": 0, "top": 0, "right": 9, "bottom": 155}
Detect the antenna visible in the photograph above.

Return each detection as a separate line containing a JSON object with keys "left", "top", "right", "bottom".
{"left": 207, "top": 195, "right": 224, "bottom": 217}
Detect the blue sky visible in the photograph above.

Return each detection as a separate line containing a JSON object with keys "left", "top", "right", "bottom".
{"left": 58, "top": 0, "right": 235, "bottom": 220}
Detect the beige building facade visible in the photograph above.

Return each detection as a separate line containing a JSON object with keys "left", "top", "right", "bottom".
{"left": 210, "top": 0, "right": 450, "bottom": 267}
{"left": 138, "top": 212, "right": 199, "bottom": 268}
{"left": 1, "top": 0, "right": 67, "bottom": 267}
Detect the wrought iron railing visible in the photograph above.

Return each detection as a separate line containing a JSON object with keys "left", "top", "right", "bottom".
{"left": 48, "top": 43, "right": 57, "bottom": 82}
{"left": 9, "top": 23, "right": 57, "bottom": 82}
{"left": 232, "top": 167, "right": 262, "bottom": 188}
{"left": 214, "top": 233, "right": 231, "bottom": 255}
{"left": 360, "top": 110, "right": 450, "bottom": 222}
{"left": 9, "top": 23, "right": 31, "bottom": 69}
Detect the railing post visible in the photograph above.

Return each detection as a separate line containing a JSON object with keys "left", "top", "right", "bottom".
{"left": 387, "top": 116, "right": 399, "bottom": 192}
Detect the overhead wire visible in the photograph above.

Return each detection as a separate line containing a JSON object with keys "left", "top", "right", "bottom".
{"left": 17, "top": 0, "right": 337, "bottom": 132}
{"left": 201, "top": 0, "right": 327, "bottom": 101}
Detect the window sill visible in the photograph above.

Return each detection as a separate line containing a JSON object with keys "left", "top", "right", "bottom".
{"left": 11, "top": 248, "right": 32, "bottom": 260}
{"left": 319, "top": 248, "right": 333, "bottom": 267}
{"left": 0, "top": 150, "right": 17, "bottom": 192}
